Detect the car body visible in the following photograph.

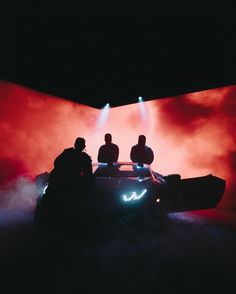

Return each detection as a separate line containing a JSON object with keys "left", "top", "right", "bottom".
{"left": 35, "top": 162, "right": 226, "bottom": 222}
{"left": 88, "top": 162, "right": 226, "bottom": 216}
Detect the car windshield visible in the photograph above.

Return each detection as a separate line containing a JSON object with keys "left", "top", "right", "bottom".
{"left": 93, "top": 163, "right": 152, "bottom": 178}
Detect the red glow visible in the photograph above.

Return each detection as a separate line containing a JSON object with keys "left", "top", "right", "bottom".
{"left": 0, "top": 80, "right": 235, "bottom": 209}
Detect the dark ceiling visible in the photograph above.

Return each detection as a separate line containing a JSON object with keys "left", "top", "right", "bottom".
{"left": 1, "top": 14, "right": 236, "bottom": 108}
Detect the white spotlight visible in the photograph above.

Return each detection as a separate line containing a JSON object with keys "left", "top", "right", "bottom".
{"left": 96, "top": 103, "right": 110, "bottom": 129}
{"left": 138, "top": 96, "right": 147, "bottom": 120}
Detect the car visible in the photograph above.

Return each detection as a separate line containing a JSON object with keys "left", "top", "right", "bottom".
{"left": 34, "top": 162, "right": 226, "bottom": 224}
{"left": 90, "top": 162, "right": 225, "bottom": 214}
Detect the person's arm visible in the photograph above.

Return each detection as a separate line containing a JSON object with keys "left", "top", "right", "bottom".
{"left": 83, "top": 158, "right": 93, "bottom": 175}
{"left": 87, "top": 159, "right": 93, "bottom": 175}
{"left": 130, "top": 146, "right": 136, "bottom": 162}
{"left": 84, "top": 157, "right": 96, "bottom": 185}
{"left": 54, "top": 150, "right": 67, "bottom": 169}
{"left": 114, "top": 145, "right": 119, "bottom": 162}
{"left": 97, "top": 146, "right": 103, "bottom": 162}
{"left": 147, "top": 148, "right": 154, "bottom": 164}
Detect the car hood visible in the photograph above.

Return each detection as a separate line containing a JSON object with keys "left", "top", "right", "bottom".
{"left": 90, "top": 176, "right": 152, "bottom": 195}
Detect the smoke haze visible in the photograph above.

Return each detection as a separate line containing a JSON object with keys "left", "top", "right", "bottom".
{"left": 0, "top": 80, "right": 235, "bottom": 220}
{"left": 0, "top": 80, "right": 236, "bottom": 293}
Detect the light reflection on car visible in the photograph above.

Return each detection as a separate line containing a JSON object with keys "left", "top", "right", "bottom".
{"left": 89, "top": 162, "right": 225, "bottom": 215}
{"left": 92, "top": 162, "right": 162, "bottom": 202}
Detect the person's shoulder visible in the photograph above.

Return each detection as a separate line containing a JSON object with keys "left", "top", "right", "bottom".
{"left": 82, "top": 152, "right": 92, "bottom": 160}
{"left": 63, "top": 147, "right": 74, "bottom": 153}
{"left": 146, "top": 146, "right": 153, "bottom": 151}
{"left": 66, "top": 147, "right": 74, "bottom": 151}
{"left": 58, "top": 147, "right": 74, "bottom": 155}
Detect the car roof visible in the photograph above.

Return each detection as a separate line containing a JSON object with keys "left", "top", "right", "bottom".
{"left": 92, "top": 162, "right": 156, "bottom": 179}
{"left": 92, "top": 162, "right": 151, "bottom": 167}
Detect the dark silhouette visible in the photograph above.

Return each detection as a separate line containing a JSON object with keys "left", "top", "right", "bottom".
{"left": 48, "top": 137, "right": 95, "bottom": 195}
{"left": 35, "top": 137, "right": 95, "bottom": 227}
{"left": 130, "top": 135, "right": 154, "bottom": 165}
{"left": 97, "top": 133, "right": 119, "bottom": 166}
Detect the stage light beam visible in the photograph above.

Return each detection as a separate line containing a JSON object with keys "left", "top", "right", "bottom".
{"left": 138, "top": 96, "right": 147, "bottom": 121}
{"left": 96, "top": 103, "right": 110, "bottom": 129}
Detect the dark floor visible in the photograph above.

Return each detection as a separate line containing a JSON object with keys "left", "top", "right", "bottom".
{"left": 0, "top": 208, "right": 236, "bottom": 294}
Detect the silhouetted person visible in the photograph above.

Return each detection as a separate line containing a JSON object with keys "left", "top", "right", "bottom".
{"left": 48, "top": 137, "right": 95, "bottom": 195}
{"left": 98, "top": 133, "right": 119, "bottom": 166}
{"left": 130, "top": 135, "right": 154, "bottom": 165}
{"left": 36, "top": 137, "right": 96, "bottom": 228}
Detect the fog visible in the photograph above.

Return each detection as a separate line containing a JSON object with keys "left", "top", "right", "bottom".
{"left": 0, "top": 80, "right": 235, "bottom": 213}
{"left": 0, "top": 80, "right": 235, "bottom": 292}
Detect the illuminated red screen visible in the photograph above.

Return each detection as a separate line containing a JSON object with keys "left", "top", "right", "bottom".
{"left": 0, "top": 80, "right": 235, "bottom": 209}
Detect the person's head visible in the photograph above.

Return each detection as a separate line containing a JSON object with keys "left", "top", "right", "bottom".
{"left": 74, "top": 137, "right": 86, "bottom": 152}
{"left": 138, "top": 135, "right": 146, "bottom": 146}
{"left": 105, "top": 133, "right": 112, "bottom": 144}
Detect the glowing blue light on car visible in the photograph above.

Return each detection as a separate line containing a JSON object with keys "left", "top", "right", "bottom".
{"left": 122, "top": 189, "right": 147, "bottom": 202}
{"left": 43, "top": 184, "right": 48, "bottom": 195}
{"left": 136, "top": 165, "right": 143, "bottom": 169}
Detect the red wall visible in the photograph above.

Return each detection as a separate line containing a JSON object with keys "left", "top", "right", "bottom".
{"left": 0, "top": 80, "right": 235, "bottom": 209}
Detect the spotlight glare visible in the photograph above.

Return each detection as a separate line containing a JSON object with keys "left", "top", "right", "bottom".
{"left": 96, "top": 103, "right": 110, "bottom": 129}
{"left": 138, "top": 96, "right": 147, "bottom": 120}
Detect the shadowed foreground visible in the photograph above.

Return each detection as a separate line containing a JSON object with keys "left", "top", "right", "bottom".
{"left": 0, "top": 208, "right": 236, "bottom": 294}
